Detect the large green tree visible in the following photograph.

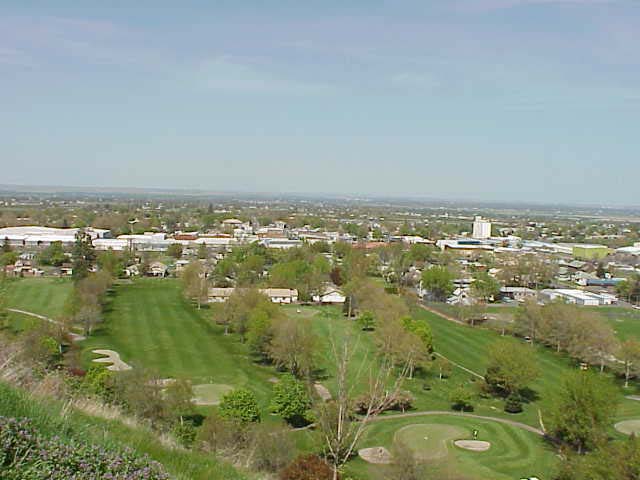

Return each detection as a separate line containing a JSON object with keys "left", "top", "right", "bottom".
{"left": 549, "top": 371, "right": 618, "bottom": 453}
{"left": 484, "top": 339, "right": 539, "bottom": 397}
{"left": 269, "top": 374, "right": 311, "bottom": 426}
{"left": 218, "top": 388, "right": 261, "bottom": 423}
{"left": 420, "top": 266, "right": 454, "bottom": 301}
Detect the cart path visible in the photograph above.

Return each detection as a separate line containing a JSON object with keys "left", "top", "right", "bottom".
{"left": 370, "top": 410, "right": 545, "bottom": 436}
{"left": 7, "top": 308, "right": 86, "bottom": 341}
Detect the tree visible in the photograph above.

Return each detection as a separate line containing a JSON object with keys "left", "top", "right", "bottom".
{"left": 38, "top": 241, "right": 66, "bottom": 266}
{"left": 433, "top": 356, "right": 453, "bottom": 380}
{"left": 557, "top": 435, "right": 640, "bottom": 480}
{"left": 549, "top": 371, "right": 618, "bottom": 453}
{"left": 314, "top": 337, "right": 410, "bottom": 480}
{"left": 197, "top": 243, "right": 208, "bottom": 260}
{"left": 449, "top": 385, "right": 474, "bottom": 411}
{"left": 484, "top": 339, "right": 539, "bottom": 397}
{"left": 269, "top": 316, "right": 318, "bottom": 378}
{"left": 270, "top": 374, "right": 312, "bottom": 426}
{"left": 181, "top": 261, "right": 208, "bottom": 309}
{"left": 596, "top": 262, "right": 606, "bottom": 279}
{"left": 356, "top": 311, "right": 375, "bottom": 331}
{"left": 218, "top": 388, "right": 261, "bottom": 424}
{"left": 221, "top": 288, "right": 278, "bottom": 339}
{"left": 167, "top": 243, "right": 183, "bottom": 259}
{"left": 569, "top": 317, "right": 618, "bottom": 373}
{"left": 246, "top": 309, "right": 274, "bottom": 362}
{"left": 97, "top": 249, "right": 123, "bottom": 278}
{"left": 471, "top": 272, "right": 500, "bottom": 303}
{"left": 421, "top": 266, "right": 454, "bottom": 301}
{"left": 1, "top": 237, "right": 11, "bottom": 253}
{"left": 71, "top": 230, "right": 96, "bottom": 281}
{"left": 402, "top": 316, "right": 433, "bottom": 353}
{"left": 618, "top": 339, "right": 640, "bottom": 388}
{"left": 514, "top": 298, "right": 544, "bottom": 344}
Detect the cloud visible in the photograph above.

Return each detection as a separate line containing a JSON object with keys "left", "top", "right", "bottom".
{"left": 195, "top": 56, "right": 335, "bottom": 95}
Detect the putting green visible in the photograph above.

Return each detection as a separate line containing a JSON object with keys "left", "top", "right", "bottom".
{"left": 394, "top": 423, "right": 467, "bottom": 461}
{"left": 192, "top": 383, "right": 234, "bottom": 406}
{"left": 615, "top": 420, "right": 640, "bottom": 436}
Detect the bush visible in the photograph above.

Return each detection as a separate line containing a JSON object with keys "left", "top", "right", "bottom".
{"left": 354, "top": 390, "right": 414, "bottom": 414}
{"left": 247, "top": 423, "right": 295, "bottom": 473}
{"left": 449, "top": 386, "right": 474, "bottom": 412}
{"left": 171, "top": 420, "right": 197, "bottom": 447}
{"left": 504, "top": 393, "right": 523, "bottom": 414}
{"left": 270, "top": 375, "right": 312, "bottom": 427}
{"left": 0, "top": 416, "right": 169, "bottom": 479}
{"left": 218, "top": 388, "right": 261, "bottom": 423}
{"left": 81, "top": 365, "right": 115, "bottom": 401}
{"left": 196, "top": 413, "right": 247, "bottom": 455}
{"left": 279, "top": 454, "right": 334, "bottom": 480}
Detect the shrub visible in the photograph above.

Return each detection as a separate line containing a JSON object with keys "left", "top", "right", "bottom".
{"left": 196, "top": 412, "right": 247, "bottom": 455}
{"left": 449, "top": 386, "right": 474, "bottom": 412}
{"left": 354, "top": 390, "right": 414, "bottom": 414}
{"left": 270, "top": 374, "right": 312, "bottom": 426}
{"left": 0, "top": 416, "right": 169, "bottom": 479}
{"left": 504, "top": 393, "right": 523, "bottom": 414}
{"left": 81, "top": 365, "right": 115, "bottom": 401}
{"left": 279, "top": 454, "right": 334, "bottom": 480}
{"left": 218, "top": 388, "right": 261, "bottom": 423}
{"left": 247, "top": 423, "right": 295, "bottom": 473}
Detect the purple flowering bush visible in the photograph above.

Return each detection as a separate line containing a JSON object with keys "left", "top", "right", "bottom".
{"left": 0, "top": 416, "right": 170, "bottom": 479}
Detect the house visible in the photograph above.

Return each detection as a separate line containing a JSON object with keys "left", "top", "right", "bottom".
{"left": 312, "top": 286, "right": 346, "bottom": 304}
{"left": 500, "top": 286, "right": 536, "bottom": 302}
{"left": 60, "top": 263, "right": 73, "bottom": 276}
{"left": 124, "top": 264, "right": 140, "bottom": 277}
{"left": 174, "top": 259, "right": 191, "bottom": 273}
{"left": 447, "top": 287, "right": 474, "bottom": 306}
{"left": 539, "top": 289, "right": 616, "bottom": 306}
{"left": 261, "top": 288, "right": 299, "bottom": 304}
{"left": 207, "top": 287, "right": 299, "bottom": 304}
{"left": 208, "top": 287, "right": 235, "bottom": 303}
{"left": 148, "top": 262, "right": 168, "bottom": 277}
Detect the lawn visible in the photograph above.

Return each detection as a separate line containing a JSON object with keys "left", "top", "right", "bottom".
{"left": 594, "top": 306, "right": 640, "bottom": 341}
{"left": 351, "top": 415, "right": 558, "bottom": 480}
{"left": 5, "top": 277, "right": 72, "bottom": 320}
{"left": 80, "top": 278, "right": 275, "bottom": 407}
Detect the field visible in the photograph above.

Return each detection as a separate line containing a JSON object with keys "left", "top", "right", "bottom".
{"left": 353, "top": 415, "right": 558, "bottom": 480}
{"left": 3, "top": 277, "right": 73, "bottom": 333}
{"left": 5, "top": 277, "right": 72, "bottom": 319}
{"left": 79, "top": 278, "right": 275, "bottom": 406}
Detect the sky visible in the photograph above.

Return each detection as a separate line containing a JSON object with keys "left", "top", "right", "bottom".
{"left": 1, "top": 0, "right": 639, "bottom": 205}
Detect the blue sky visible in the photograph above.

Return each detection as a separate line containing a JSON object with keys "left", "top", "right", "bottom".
{"left": 1, "top": 1, "right": 639, "bottom": 204}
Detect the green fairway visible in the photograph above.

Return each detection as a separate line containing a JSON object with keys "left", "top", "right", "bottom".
{"left": 595, "top": 306, "right": 640, "bottom": 341}
{"left": 80, "top": 279, "right": 274, "bottom": 406}
{"left": 5, "top": 277, "right": 72, "bottom": 320}
{"left": 354, "top": 415, "right": 558, "bottom": 480}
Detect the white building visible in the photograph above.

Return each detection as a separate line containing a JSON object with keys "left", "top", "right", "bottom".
{"left": 472, "top": 216, "right": 492, "bottom": 240}
{"left": 540, "top": 289, "right": 616, "bottom": 306}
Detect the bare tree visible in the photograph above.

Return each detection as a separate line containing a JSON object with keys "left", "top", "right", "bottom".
{"left": 314, "top": 336, "right": 411, "bottom": 480}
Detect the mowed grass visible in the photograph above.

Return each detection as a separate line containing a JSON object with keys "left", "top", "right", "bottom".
{"left": 413, "top": 307, "right": 640, "bottom": 425}
{"left": 80, "top": 279, "right": 274, "bottom": 406}
{"left": 353, "top": 415, "right": 558, "bottom": 480}
{"left": 594, "top": 306, "right": 640, "bottom": 341}
{"left": 5, "top": 277, "right": 72, "bottom": 320}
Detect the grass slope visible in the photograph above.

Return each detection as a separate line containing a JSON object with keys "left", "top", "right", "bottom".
{"left": 80, "top": 278, "right": 274, "bottom": 406}
{"left": 5, "top": 277, "right": 72, "bottom": 319}
{"left": 0, "top": 381, "right": 247, "bottom": 480}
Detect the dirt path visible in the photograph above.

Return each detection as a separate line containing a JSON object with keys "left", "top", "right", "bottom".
{"left": 369, "top": 410, "right": 545, "bottom": 436}
{"left": 7, "top": 308, "right": 86, "bottom": 341}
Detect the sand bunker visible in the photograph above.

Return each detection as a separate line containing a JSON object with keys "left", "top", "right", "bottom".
{"left": 358, "top": 447, "right": 392, "bottom": 464}
{"left": 92, "top": 349, "right": 132, "bottom": 371}
{"left": 615, "top": 420, "right": 640, "bottom": 436}
{"left": 192, "top": 383, "right": 234, "bottom": 406}
{"left": 454, "top": 440, "right": 491, "bottom": 452}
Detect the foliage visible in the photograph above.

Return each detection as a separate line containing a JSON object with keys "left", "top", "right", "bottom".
{"left": 167, "top": 243, "right": 183, "bottom": 259}
{"left": 449, "top": 385, "right": 474, "bottom": 411}
{"left": 421, "top": 266, "right": 454, "bottom": 301}
{"left": 268, "top": 316, "right": 318, "bottom": 378}
{"left": 549, "top": 371, "right": 618, "bottom": 453}
{"left": 81, "top": 364, "right": 115, "bottom": 401}
{"left": 71, "top": 230, "right": 96, "bottom": 281}
{"left": 471, "top": 271, "right": 501, "bottom": 302}
{"left": 484, "top": 339, "right": 539, "bottom": 397}
{"left": 38, "top": 241, "right": 67, "bottom": 266}
{"left": 246, "top": 423, "right": 296, "bottom": 473}
{"left": 270, "top": 374, "right": 312, "bottom": 426}
{"left": 504, "top": 393, "right": 523, "bottom": 414}
{"left": 0, "top": 416, "right": 169, "bottom": 479}
{"left": 218, "top": 388, "right": 261, "bottom": 424}
{"left": 279, "top": 454, "right": 334, "bottom": 480}
{"left": 356, "top": 311, "right": 375, "bottom": 331}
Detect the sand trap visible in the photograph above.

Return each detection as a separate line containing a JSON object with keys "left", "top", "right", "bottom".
{"left": 615, "top": 420, "right": 640, "bottom": 436}
{"left": 314, "top": 382, "right": 332, "bottom": 401}
{"left": 92, "top": 349, "right": 132, "bottom": 371}
{"left": 454, "top": 440, "right": 491, "bottom": 452}
{"left": 192, "top": 383, "right": 234, "bottom": 406}
{"left": 358, "top": 447, "right": 392, "bottom": 464}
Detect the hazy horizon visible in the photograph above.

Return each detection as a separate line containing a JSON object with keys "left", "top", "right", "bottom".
{"left": 2, "top": 1, "right": 639, "bottom": 204}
